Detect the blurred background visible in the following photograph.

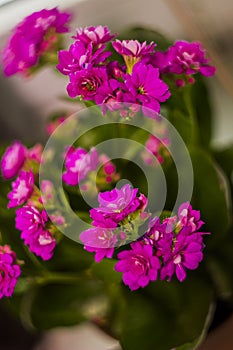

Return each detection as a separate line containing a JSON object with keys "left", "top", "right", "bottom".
{"left": 0, "top": 0, "right": 233, "bottom": 349}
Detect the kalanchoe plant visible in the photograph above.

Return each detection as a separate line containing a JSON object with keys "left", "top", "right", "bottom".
{"left": 0, "top": 7, "right": 233, "bottom": 350}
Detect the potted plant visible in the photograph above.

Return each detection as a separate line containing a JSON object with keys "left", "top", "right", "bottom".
{"left": 0, "top": 7, "right": 232, "bottom": 350}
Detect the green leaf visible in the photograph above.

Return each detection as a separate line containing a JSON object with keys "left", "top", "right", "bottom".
{"left": 91, "top": 259, "right": 122, "bottom": 284}
{"left": 190, "top": 76, "right": 213, "bottom": 148}
{"left": 207, "top": 230, "right": 233, "bottom": 301}
{"left": 189, "top": 148, "right": 231, "bottom": 237}
{"left": 166, "top": 84, "right": 198, "bottom": 146}
{"left": 46, "top": 236, "right": 94, "bottom": 273}
{"left": 119, "top": 276, "right": 213, "bottom": 350}
{"left": 19, "top": 278, "right": 107, "bottom": 330}
{"left": 214, "top": 145, "right": 233, "bottom": 197}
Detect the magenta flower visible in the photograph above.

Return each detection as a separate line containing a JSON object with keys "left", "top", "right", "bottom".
{"left": 63, "top": 147, "right": 99, "bottom": 186}
{"left": 27, "top": 144, "right": 42, "bottom": 164}
{"left": 115, "top": 242, "right": 160, "bottom": 290}
{"left": 144, "top": 202, "right": 210, "bottom": 283}
{"left": 160, "top": 227, "right": 205, "bottom": 282}
{"left": 67, "top": 66, "right": 107, "bottom": 99}
{"left": 73, "top": 25, "right": 116, "bottom": 46}
{"left": 178, "top": 202, "right": 204, "bottom": 232}
{"left": 95, "top": 79, "right": 125, "bottom": 113}
{"left": 90, "top": 184, "right": 147, "bottom": 228}
{"left": 142, "top": 134, "right": 170, "bottom": 165}
{"left": 40, "top": 180, "right": 54, "bottom": 204}
{"left": 7, "top": 170, "right": 34, "bottom": 208}
{"left": 15, "top": 205, "right": 55, "bottom": 260}
{"left": 57, "top": 41, "right": 111, "bottom": 76}
{"left": 2, "top": 8, "right": 71, "bottom": 76}
{"left": 113, "top": 39, "right": 156, "bottom": 58}
{"left": 1, "top": 141, "right": 27, "bottom": 180}
{"left": 21, "top": 228, "right": 56, "bottom": 261}
{"left": 16, "top": 205, "right": 48, "bottom": 234}
{"left": 124, "top": 62, "right": 170, "bottom": 117}
{"left": 112, "top": 40, "right": 156, "bottom": 74}
{"left": 0, "top": 245, "right": 21, "bottom": 299}
{"left": 80, "top": 227, "right": 116, "bottom": 262}
{"left": 164, "top": 41, "right": 216, "bottom": 77}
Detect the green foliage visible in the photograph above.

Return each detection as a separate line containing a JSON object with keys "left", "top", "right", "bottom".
{"left": 119, "top": 276, "right": 213, "bottom": 350}
{"left": 0, "top": 25, "right": 232, "bottom": 350}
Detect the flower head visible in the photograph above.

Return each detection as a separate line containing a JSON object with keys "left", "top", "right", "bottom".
{"left": 74, "top": 25, "right": 116, "bottom": 46}
{"left": 115, "top": 241, "right": 160, "bottom": 290}
{"left": 124, "top": 62, "right": 170, "bottom": 118}
{"left": 160, "top": 226, "right": 205, "bottom": 282}
{"left": 178, "top": 202, "right": 204, "bottom": 232}
{"left": 27, "top": 144, "right": 43, "bottom": 164}
{"left": 80, "top": 227, "right": 116, "bottom": 262}
{"left": 1, "top": 141, "right": 27, "bottom": 179}
{"left": 15, "top": 205, "right": 55, "bottom": 260}
{"left": 0, "top": 245, "right": 21, "bottom": 299}
{"left": 113, "top": 39, "right": 156, "bottom": 72}
{"left": 164, "top": 41, "right": 216, "bottom": 77}
{"left": 21, "top": 228, "right": 56, "bottom": 261}
{"left": 63, "top": 147, "right": 99, "bottom": 186}
{"left": 16, "top": 205, "right": 47, "bottom": 234}
{"left": 2, "top": 8, "right": 71, "bottom": 76}
{"left": 7, "top": 170, "right": 34, "bottom": 208}
{"left": 67, "top": 66, "right": 107, "bottom": 99}
{"left": 142, "top": 134, "right": 170, "bottom": 165}
{"left": 57, "top": 41, "right": 111, "bottom": 76}
{"left": 90, "top": 184, "right": 147, "bottom": 228}
{"left": 94, "top": 79, "right": 125, "bottom": 113}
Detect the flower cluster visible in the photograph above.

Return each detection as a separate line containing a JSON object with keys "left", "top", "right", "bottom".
{"left": 141, "top": 123, "right": 170, "bottom": 165}
{"left": 1, "top": 141, "right": 42, "bottom": 180}
{"left": 115, "top": 202, "right": 209, "bottom": 290}
{"left": 80, "top": 184, "right": 148, "bottom": 262}
{"left": 0, "top": 245, "right": 21, "bottom": 299}
{"left": 63, "top": 146, "right": 119, "bottom": 189}
{"left": 57, "top": 27, "right": 172, "bottom": 118}
{"left": 2, "top": 8, "right": 71, "bottom": 76}
{"left": 56, "top": 26, "right": 216, "bottom": 118}
{"left": 0, "top": 141, "right": 57, "bottom": 261}
{"left": 152, "top": 40, "right": 215, "bottom": 86}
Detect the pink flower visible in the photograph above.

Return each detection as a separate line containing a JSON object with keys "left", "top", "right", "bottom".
{"left": 2, "top": 8, "right": 71, "bottom": 76}
{"left": 0, "top": 245, "right": 21, "bottom": 299}
{"left": 161, "top": 41, "right": 216, "bottom": 77}
{"left": 7, "top": 170, "right": 34, "bottom": 208}
{"left": 15, "top": 205, "right": 56, "bottom": 260}
{"left": 112, "top": 39, "right": 156, "bottom": 73}
{"left": 80, "top": 227, "right": 116, "bottom": 262}
{"left": 67, "top": 66, "right": 108, "bottom": 99}
{"left": 94, "top": 79, "right": 125, "bottom": 113}
{"left": 90, "top": 184, "right": 147, "bottom": 228}
{"left": 73, "top": 25, "right": 116, "bottom": 46}
{"left": 63, "top": 147, "right": 99, "bottom": 186}
{"left": 115, "top": 242, "right": 160, "bottom": 290}
{"left": 40, "top": 180, "right": 54, "bottom": 204}
{"left": 1, "top": 141, "right": 27, "bottom": 179}
{"left": 113, "top": 39, "right": 156, "bottom": 58}
{"left": 160, "top": 226, "right": 205, "bottom": 282}
{"left": 178, "top": 202, "right": 204, "bottom": 232}
{"left": 57, "top": 41, "right": 111, "bottom": 76}
{"left": 21, "top": 228, "right": 56, "bottom": 261}
{"left": 124, "top": 62, "right": 170, "bottom": 118}
{"left": 142, "top": 134, "right": 170, "bottom": 165}
{"left": 15, "top": 205, "right": 47, "bottom": 234}
{"left": 27, "top": 144, "right": 43, "bottom": 163}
